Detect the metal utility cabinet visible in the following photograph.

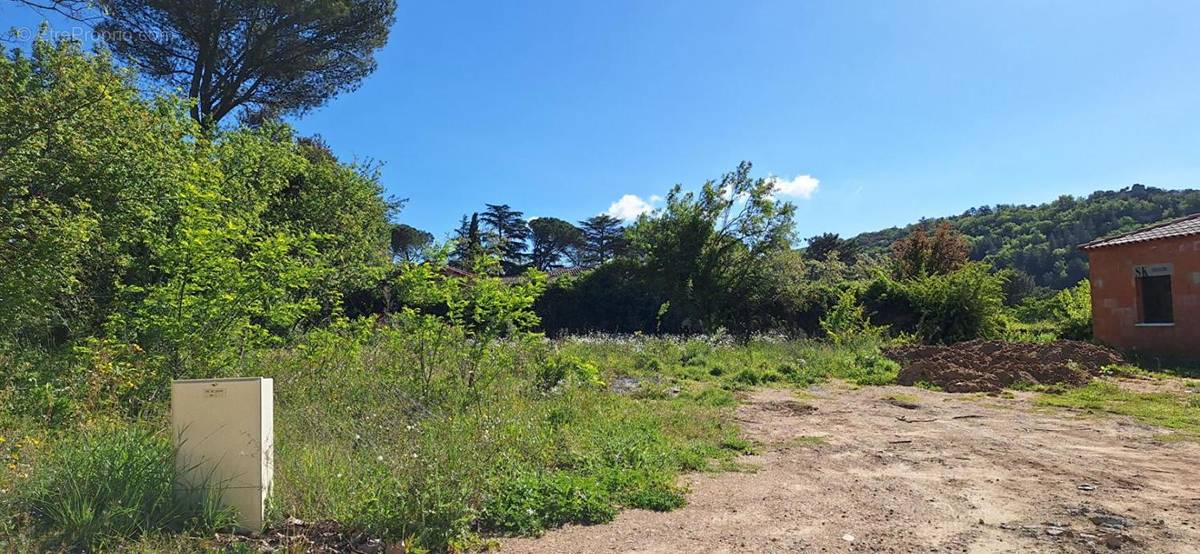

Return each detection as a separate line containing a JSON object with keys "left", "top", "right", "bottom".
{"left": 171, "top": 377, "right": 274, "bottom": 531}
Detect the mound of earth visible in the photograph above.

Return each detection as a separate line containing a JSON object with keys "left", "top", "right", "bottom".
{"left": 883, "top": 340, "right": 1125, "bottom": 393}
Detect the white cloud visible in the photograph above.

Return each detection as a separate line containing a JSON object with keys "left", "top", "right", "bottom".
{"left": 769, "top": 174, "right": 820, "bottom": 199}
{"left": 605, "top": 194, "right": 656, "bottom": 221}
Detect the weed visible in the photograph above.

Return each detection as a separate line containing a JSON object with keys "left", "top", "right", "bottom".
{"left": 18, "top": 424, "right": 233, "bottom": 550}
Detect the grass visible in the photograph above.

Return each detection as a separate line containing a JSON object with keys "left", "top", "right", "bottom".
{"left": 1038, "top": 380, "right": 1200, "bottom": 440}
{"left": 0, "top": 330, "right": 898, "bottom": 551}
{"left": 7, "top": 424, "right": 233, "bottom": 551}
{"left": 557, "top": 334, "right": 898, "bottom": 391}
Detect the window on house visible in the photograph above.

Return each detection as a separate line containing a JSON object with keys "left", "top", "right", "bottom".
{"left": 1137, "top": 274, "right": 1174, "bottom": 324}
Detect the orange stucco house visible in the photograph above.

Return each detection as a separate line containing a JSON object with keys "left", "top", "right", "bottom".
{"left": 1082, "top": 214, "right": 1200, "bottom": 360}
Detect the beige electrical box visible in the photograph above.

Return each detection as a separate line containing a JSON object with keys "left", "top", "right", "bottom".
{"left": 171, "top": 377, "right": 274, "bottom": 531}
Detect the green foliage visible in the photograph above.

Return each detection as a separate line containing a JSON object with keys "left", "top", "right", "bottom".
{"left": 480, "top": 204, "right": 532, "bottom": 275}
{"left": 97, "top": 0, "right": 397, "bottom": 125}
{"left": 820, "top": 290, "right": 884, "bottom": 344}
{"left": 480, "top": 471, "right": 616, "bottom": 535}
{"left": 390, "top": 223, "right": 434, "bottom": 263}
{"left": 804, "top": 232, "right": 858, "bottom": 263}
{"left": 854, "top": 185, "right": 1200, "bottom": 289}
{"left": 863, "top": 263, "right": 1007, "bottom": 343}
{"left": 259, "top": 326, "right": 742, "bottom": 551}
{"left": 557, "top": 334, "right": 897, "bottom": 389}
{"left": 536, "top": 353, "right": 603, "bottom": 391}
{"left": 528, "top": 217, "right": 584, "bottom": 271}
{"left": 18, "top": 424, "right": 232, "bottom": 550}
{"left": 1012, "top": 279, "right": 1092, "bottom": 340}
{"left": 577, "top": 214, "right": 629, "bottom": 267}
{"left": 627, "top": 161, "right": 796, "bottom": 334}
{"left": 906, "top": 263, "right": 1007, "bottom": 343}
{"left": 1, "top": 38, "right": 393, "bottom": 372}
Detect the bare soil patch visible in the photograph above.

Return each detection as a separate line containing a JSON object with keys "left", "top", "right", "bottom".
{"left": 885, "top": 340, "right": 1125, "bottom": 392}
{"left": 501, "top": 381, "right": 1200, "bottom": 553}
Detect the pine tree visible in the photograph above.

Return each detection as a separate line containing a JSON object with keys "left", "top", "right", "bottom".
{"left": 480, "top": 204, "right": 530, "bottom": 274}
{"left": 578, "top": 214, "right": 628, "bottom": 267}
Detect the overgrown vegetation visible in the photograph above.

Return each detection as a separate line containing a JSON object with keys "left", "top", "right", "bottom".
{"left": 853, "top": 184, "right": 1200, "bottom": 291}
{"left": 2, "top": 9, "right": 1189, "bottom": 552}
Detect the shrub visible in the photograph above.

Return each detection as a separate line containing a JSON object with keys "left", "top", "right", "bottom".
{"left": 1048, "top": 279, "right": 1092, "bottom": 340}
{"left": 18, "top": 424, "right": 232, "bottom": 550}
{"left": 479, "top": 470, "right": 616, "bottom": 536}
{"left": 820, "top": 289, "right": 886, "bottom": 344}
{"left": 908, "top": 263, "right": 1006, "bottom": 343}
{"left": 536, "top": 353, "right": 603, "bottom": 391}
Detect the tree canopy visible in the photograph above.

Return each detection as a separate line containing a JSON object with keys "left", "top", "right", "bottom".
{"left": 92, "top": 0, "right": 396, "bottom": 127}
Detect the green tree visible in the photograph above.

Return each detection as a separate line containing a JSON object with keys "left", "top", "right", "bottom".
{"left": 390, "top": 223, "right": 434, "bottom": 263}
{"left": 1, "top": 38, "right": 194, "bottom": 342}
{"left": 93, "top": 0, "right": 397, "bottom": 126}
{"left": 452, "top": 213, "right": 486, "bottom": 270}
{"left": 628, "top": 161, "right": 796, "bottom": 333}
{"left": 480, "top": 204, "right": 530, "bottom": 274}
{"left": 1, "top": 38, "right": 394, "bottom": 371}
{"left": 267, "top": 134, "right": 395, "bottom": 316}
{"left": 805, "top": 232, "right": 858, "bottom": 262}
{"left": 528, "top": 217, "right": 583, "bottom": 270}
{"left": 577, "top": 214, "right": 628, "bottom": 267}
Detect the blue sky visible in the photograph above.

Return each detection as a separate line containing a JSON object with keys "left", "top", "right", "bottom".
{"left": 7, "top": 1, "right": 1200, "bottom": 242}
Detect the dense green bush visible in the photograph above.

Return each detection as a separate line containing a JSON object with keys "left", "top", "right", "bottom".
{"left": 862, "top": 263, "right": 1006, "bottom": 343}
{"left": 1012, "top": 279, "right": 1092, "bottom": 340}
{"left": 1, "top": 39, "right": 393, "bottom": 375}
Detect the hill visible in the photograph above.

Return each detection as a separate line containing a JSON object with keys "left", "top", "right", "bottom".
{"left": 851, "top": 184, "right": 1200, "bottom": 291}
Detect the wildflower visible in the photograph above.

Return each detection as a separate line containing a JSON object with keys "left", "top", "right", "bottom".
{"left": 0, "top": 436, "right": 6, "bottom": 445}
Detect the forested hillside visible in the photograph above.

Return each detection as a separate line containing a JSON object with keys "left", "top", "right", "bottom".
{"left": 851, "top": 185, "right": 1200, "bottom": 290}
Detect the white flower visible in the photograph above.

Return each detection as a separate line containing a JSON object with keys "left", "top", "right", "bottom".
{"left": 376, "top": 455, "right": 383, "bottom": 462}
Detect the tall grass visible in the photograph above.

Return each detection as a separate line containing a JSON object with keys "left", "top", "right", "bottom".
{"left": 260, "top": 327, "right": 748, "bottom": 550}
{"left": 17, "top": 424, "right": 233, "bottom": 550}
{"left": 1, "top": 328, "right": 895, "bottom": 551}
{"left": 557, "top": 333, "right": 898, "bottom": 389}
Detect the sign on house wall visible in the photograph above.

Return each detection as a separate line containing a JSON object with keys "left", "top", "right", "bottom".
{"left": 1134, "top": 264, "right": 1173, "bottom": 278}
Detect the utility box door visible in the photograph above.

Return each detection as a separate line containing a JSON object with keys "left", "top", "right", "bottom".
{"left": 171, "top": 377, "right": 273, "bottom": 530}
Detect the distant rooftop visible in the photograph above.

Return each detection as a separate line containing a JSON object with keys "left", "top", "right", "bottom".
{"left": 1081, "top": 213, "right": 1200, "bottom": 250}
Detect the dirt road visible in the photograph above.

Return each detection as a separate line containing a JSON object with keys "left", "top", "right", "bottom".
{"left": 501, "top": 382, "right": 1200, "bottom": 553}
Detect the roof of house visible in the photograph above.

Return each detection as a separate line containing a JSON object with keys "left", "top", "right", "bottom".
{"left": 1081, "top": 213, "right": 1200, "bottom": 250}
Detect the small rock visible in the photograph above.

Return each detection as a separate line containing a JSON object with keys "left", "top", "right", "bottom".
{"left": 1090, "top": 513, "right": 1130, "bottom": 530}
{"left": 842, "top": 533, "right": 855, "bottom": 542}
{"left": 1078, "top": 483, "right": 1097, "bottom": 492}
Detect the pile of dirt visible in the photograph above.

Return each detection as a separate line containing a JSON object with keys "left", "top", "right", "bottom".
{"left": 883, "top": 340, "right": 1125, "bottom": 393}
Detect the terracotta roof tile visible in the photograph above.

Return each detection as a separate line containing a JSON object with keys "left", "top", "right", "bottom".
{"left": 1081, "top": 213, "right": 1200, "bottom": 250}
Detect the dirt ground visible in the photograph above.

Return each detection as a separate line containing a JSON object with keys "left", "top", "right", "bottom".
{"left": 501, "top": 381, "right": 1200, "bottom": 553}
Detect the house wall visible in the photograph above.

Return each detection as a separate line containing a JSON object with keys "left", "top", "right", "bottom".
{"left": 1087, "top": 235, "right": 1200, "bottom": 359}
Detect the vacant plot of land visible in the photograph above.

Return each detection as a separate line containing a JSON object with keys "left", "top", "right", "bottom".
{"left": 503, "top": 381, "right": 1200, "bottom": 553}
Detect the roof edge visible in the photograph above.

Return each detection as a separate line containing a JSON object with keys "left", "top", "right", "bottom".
{"left": 1079, "top": 212, "right": 1200, "bottom": 250}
